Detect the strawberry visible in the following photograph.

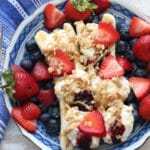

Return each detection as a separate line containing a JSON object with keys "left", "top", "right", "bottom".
{"left": 37, "top": 89, "right": 55, "bottom": 106}
{"left": 78, "top": 110, "right": 106, "bottom": 137}
{"left": 147, "top": 62, "right": 150, "bottom": 73}
{"left": 12, "top": 107, "right": 36, "bottom": 132}
{"left": 95, "top": 22, "right": 120, "bottom": 48}
{"left": 139, "top": 96, "right": 150, "bottom": 120}
{"left": 116, "top": 57, "right": 133, "bottom": 71}
{"left": 99, "top": 55, "right": 124, "bottom": 79}
{"left": 32, "top": 61, "right": 52, "bottom": 81}
{"left": 65, "top": 0, "right": 97, "bottom": 21}
{"left": 22, "top": 102, "right": 41, "bottom": 120}
{"left": 129, "top": 17, "right": 150, "bottom": 37}
{"left": 49, "top": 50, "right": 75, "bottom": 76}
{"left": 2, "top": 65, "right": 39, "bottom": 100}
{"left": 44, "top": 4, "right": 66, "bottom": 30}
{"left": 132, "top": 35, "right": 150, "bottom": 62}
{"left": 129, "top": 77, "right": 150, "bottom": 100}
{"left": 92, "top": 0, "right": 111, "bottom": 14}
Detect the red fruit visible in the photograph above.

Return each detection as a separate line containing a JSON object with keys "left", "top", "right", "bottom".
{"left": 37, "top": 89, "right": 55, "bottom": 106}
{"left": 22, "top": 102, "right": 41, "bottom": 120}
{"left": 133, "top": 35, "right": 150, "bottom": 62}
{"left": 129, "top": 77, "right": 150, "bottom": 100}
{"left": 44, "top": 4, "right": 65, "bottom": 30}
{"left": 32, "top": 61, "right": 52, "bottom": 81}
{"left": 78, "top": 111, "right": 106, "bottom": 137}
{"left": 65, "top": 0, "right": 96, "bottom": 21}
{"left": 147, "top": 62, "right": 150, "bottom": 72}
{"left": 49, "top": 50, "right": 75, "bottom": 76}
{"left": 95, "top": 22, "right": 120, "bottom": 48}
{"left": 116, "top": 57, "right": 133, "bottom": 71}
{"left": 129, "top": 17, "right": 150, "bottom": 37}
{"left": 12, "top": 65, "right": 39, "bottom": 100}
{"left": 12, "top": 107, "right": 36, "bottom": 132}
{"left": 99, "top": 55, "right": 124, "bottom": 79}
{"left": 92, "top": 0, "right": 111, "bottom": 14}
{"left": 139, "top": 96, "right": 150, "bottom": 120}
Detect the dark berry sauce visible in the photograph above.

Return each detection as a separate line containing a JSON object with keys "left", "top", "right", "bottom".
{"left": 111, "top": 121, "right": 125, "bottom": 143}
{"left": 74, "top": 90, "right": 94, "bottom": 104}
{"left": 77, "top": 133, "right": 92, "bottom": 150}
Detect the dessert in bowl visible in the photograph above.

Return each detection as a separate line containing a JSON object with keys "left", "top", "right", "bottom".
{"left": 1, "top": 0, "right": 150, "bottom": 150}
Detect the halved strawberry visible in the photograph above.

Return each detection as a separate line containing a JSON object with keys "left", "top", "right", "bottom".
{"left": 78, "top": 111, "right": 106, "bottom": 137}
{"left": 32, "top": 61, "right": 52, "bottom": 81}
{"left": 65, "top": 0, "right": 97, "bottom": 21}
{"left": 99, "top": 55, "right": 124, "bottom": 79}
{"left": 22, "top": 102, "right": 41, "bottom": 120}
{"left": 129, "top": 17, "right": 150, "bottom": 37}
{"left": 132, "top": 35, "right": 150, "bottom": 62}
{"left": 92, "top": 0, "right": 111, "bottom": 14}
{"left": 116, "top": 57, "right": 133, "bottom": 71}
{"left": 129, "top": 77, "right": 150, "bottom": 100}
{"left": 44, "top": 4, "right": 66, "bottom": 30}
{"left": 12, "top": 107, "right": 36, "bottom": 132}
{"left": 139, "top": 96, "right": 150, "bottom": 120}
{"left": 37, "top": 89, "right": 55, "bottom": 106}
{"left": 49, "top": 50, "right": 75, "bottom": 76}
{"left": 95, "top": 22, "right": 120, "bottom": 48}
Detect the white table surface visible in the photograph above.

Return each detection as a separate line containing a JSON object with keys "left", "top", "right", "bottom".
{"left": 0, "top": 0, "right": 150, "bottom": 150}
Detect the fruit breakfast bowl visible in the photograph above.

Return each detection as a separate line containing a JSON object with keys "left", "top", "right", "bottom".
{"left": 1, "top": 0, "right": 150, "bottom": 150}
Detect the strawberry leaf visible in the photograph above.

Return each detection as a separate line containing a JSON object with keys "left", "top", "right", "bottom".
{"left": 71, "top": 0, "right": 97, "bottom": 12}
{"left": 0, "top": 69, "right": 15, "bottom": 99}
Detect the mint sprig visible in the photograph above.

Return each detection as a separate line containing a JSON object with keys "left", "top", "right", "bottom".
{"left": 71, "top": 0, "right": 97, "bottom": 12}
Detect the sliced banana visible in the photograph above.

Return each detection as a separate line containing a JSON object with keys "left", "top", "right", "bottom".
{"left": 35, "top": 30, "right": 49, "bottom": 50}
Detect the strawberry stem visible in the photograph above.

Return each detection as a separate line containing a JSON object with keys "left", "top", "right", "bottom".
{"left": 0, "top": 68, "right": 15, "bottom": 99}
{"left": 71, "top": 0, "right": 97, "bottom": 12}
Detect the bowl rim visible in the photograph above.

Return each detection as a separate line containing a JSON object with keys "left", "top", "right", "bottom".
{"left": 1, "top": 0, "right": 150, "bottom": 150}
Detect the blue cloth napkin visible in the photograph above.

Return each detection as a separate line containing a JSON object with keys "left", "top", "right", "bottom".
{"left": 0, "top": 0, "right": 52, "bottom": 142}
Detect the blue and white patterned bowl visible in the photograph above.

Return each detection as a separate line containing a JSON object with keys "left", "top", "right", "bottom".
{"left": 2, "top": 0, "right": 150, "bottom": 149}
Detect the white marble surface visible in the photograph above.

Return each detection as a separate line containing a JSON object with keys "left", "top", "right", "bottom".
{"left": 1, "top": 0, "right": 150, "bottom": 150}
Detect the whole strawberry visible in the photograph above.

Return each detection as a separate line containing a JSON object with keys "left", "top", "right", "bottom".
{"left": 2, "top": 65, "right": 39, "bottom": 100}
{"left": 65, "top": 0, "right": 97, "bottom": 21}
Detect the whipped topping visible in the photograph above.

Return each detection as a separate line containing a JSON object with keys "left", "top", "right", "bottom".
{"left": 103, "top": 104, "right": 134, "bottom": 144}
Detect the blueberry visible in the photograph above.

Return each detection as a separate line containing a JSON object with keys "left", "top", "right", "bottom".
{"left": 39, "top": 104, "right": 49, "bottom": 113}
{"left": 129, "top": 103, "right": 140, "bottom": 123}
{"left": 135, "top": 59, "right": 147, "bottom": 68}
{"left": 134, "top": 69, "right": 149, "bottom": 77}
{"left": 124, "top": 50, "right": 135, "bottom": 62}
{"left": 119, "top": 27, "right": 132, "bottom": 41}
{"left": 92, "top": 16, "right": 99, "bottom": 24}
{"left": 125, "top": 90, "right": 137, "bottom": 104}
{"left": 40, "top": 113, "right": 50, "bottom": 123}
{"left": 39, "top": 79, "right": 54, "bottom": 90}
{"left": 20, "top": 58, "right": 34, "bottom": 71}
{"left": 116, "top": 41, "right": 130, "bottom": 55}
{"left": 31, "top": 51, "right": 44, "bottom": 62}
{"left": 25, "top": 39, "right": 40, "bottom": 52}
{"left": 129, "top": 39, "right": 137, "bottom": 49}
{"left": 49, "top": 107, "right": 60, "bottom": 119}
{"left": 46, "top": 119, "right": 60, "bottom": 135}
{"left": 31, "top": 97, "right": 40, "bottom": 105}
{"left": 85, "top": 15, "right": 94, "bottom": 23}
{"left": 51, "top": 99, "right": 59, "bottom": 107}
